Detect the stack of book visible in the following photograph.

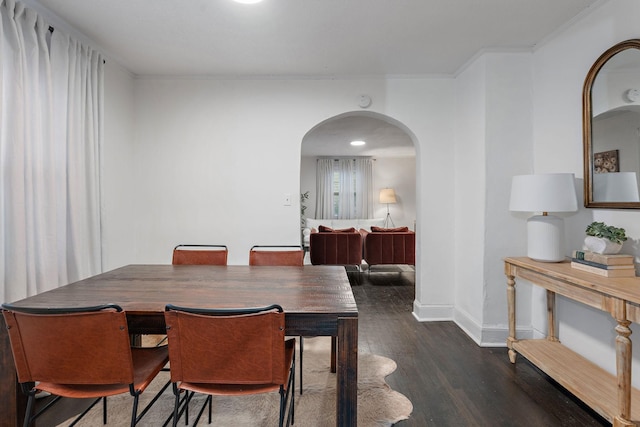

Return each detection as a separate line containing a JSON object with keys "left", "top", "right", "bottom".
{"left": 571, "top": 250, "right": 636, "bottom": 277}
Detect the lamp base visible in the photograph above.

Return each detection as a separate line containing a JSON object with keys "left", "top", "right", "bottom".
{"left": 527, "top": 214, "right": 565, "bottom": 262}
{"left": 383, "top": 212, "right": 395, "bottom": 228}
{"left": 383, "top": 204, "right": 395, "bottom": 228}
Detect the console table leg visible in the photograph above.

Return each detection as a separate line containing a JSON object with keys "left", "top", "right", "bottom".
{"left": 546, "top": 290, "right": 559, "bottom": 342}
{"left": 613, "top": 416, "right": 635, "bottom": 427}
{"left": 506, "top": 273, "right": 517, "bottom": 363}
{"left": 614, "top": 299, "right": 632, "bottom": 427}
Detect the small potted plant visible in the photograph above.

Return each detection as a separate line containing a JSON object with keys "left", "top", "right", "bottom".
{"left": 583, "top": 221, "right": 627, "bottom": 254}
{"left": 300, "top": 191, "right": 309, "bottom": 227}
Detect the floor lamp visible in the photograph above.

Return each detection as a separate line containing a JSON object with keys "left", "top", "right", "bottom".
{"left": 380, "top": 188, "right": 397, "bottom": 228}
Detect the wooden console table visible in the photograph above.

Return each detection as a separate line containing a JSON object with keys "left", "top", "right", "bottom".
{"left": 505, "top": 256, "right": 640, "bottom": 427}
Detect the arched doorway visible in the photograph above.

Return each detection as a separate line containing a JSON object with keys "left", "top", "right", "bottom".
{"left": 300, "top": 111, "right": 418, "bottom": 292}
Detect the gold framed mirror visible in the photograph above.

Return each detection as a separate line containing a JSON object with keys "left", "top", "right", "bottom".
{"left": 583, "top": 39, "right": 640, "bottom": 208}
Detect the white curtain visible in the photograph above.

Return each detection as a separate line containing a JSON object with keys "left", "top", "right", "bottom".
{"left": 315, "top": 158, "right": 334, "bottom": 219}
{"left": 337, "top": 159, "right": 354, "bottom": 219}
{"left": 315, "top": 157, "right": 373, "bottom": 220}
{"left": 354, "top": 158, "right": 373, "bottom": 218}
{"left": 0, "top": 0, "right": 104, "bottom": 303}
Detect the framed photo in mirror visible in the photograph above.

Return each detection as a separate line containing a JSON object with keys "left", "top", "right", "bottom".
{"left": 593, "top": 149, "right": 619, "bottom": 173}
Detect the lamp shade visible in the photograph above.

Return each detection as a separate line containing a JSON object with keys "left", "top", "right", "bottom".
{"left": 379, "top": 188, "right": 397, "bottom": 204}
{"left": 509, "top": 173, "right": 578, "bottom": 213}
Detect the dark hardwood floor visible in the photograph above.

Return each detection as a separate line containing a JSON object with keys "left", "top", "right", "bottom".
{"left": 351, "top": 266, "right": 609, "bottom": 427}
{"left": 36, "top": 265, "right": 610, "bottom": 426}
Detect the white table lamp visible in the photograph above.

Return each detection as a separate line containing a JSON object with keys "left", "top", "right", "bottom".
{"left": 509, "top": 173, "right": 578, "bottom": 262}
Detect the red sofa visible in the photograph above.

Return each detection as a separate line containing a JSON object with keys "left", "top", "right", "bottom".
{"left": 310, "top": 225, "right": 416, "bottom": 269}
{"left": 362, "top": 227, "right": 415, "bottom": 266}
{"left": 309, "top": 226, "right": 363, "bottom": 267}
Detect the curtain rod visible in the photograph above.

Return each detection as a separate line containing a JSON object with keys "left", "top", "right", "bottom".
{"left": 47, "top": 25, "right": 106, "bottom": 64}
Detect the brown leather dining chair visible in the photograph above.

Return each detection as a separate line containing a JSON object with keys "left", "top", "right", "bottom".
{"left": 172, "top": 244, "right": 228, "bottom": 265}
{"left": 248, "top": 244, "right": 307, "bottom": 393}
{"left": 1, "top": 303, "right": 170, "bottom": 427}
{"left": 248, "top": 245, "right": 304, "bottom": 266}
{"left": 164, "top": 304, "right": 295, "bottom": 427}
{"left": 160, "top": 244, "right": 230, "bottom": 347}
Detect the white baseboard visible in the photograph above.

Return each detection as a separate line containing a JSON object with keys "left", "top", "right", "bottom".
{"left": 412, "top": 300, "right": 454, "bottom": 321}
{"left": 412, "top": 301, "right": 534, "bottom": 347}
{"left": 452, "top": 308, "right": 484, "bottom": 346}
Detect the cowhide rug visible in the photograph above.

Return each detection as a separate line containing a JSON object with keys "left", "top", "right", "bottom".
{"left": 58, "top": 337, "right": 412, "bottom": 426}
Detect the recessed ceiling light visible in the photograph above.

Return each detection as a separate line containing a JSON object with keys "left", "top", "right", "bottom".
{"left": 350, "top": 140, "right": 366, "bottom": 146}
{"left": 233, "top": 0, "right": 263, "bottom": 3}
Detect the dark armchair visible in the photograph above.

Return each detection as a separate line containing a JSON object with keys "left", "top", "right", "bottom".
{"left": 309, "top": 226, "right": 363, "bottom": 267}
{"left": 362, "top": 227, "right": 415, "bottom": 266}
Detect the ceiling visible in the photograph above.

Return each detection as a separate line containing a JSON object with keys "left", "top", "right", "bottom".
{"left": 32, "top": 0, "right": 599, "bottom": 77}
{"left": 29, "top": 0, "right": 600, "bottom": 157}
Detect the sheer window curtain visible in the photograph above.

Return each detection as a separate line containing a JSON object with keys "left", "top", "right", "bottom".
{"left": 1, "top": 0, "right": 104, "bottom": 303}
{"left": 314, "top": 158, "right": 373, "bottom": 220}
{"left": 315, "top": 159, "right": 334, "bottom": 219}
{"left": 354, "top": 158, "right": 373, "bottom": 218}
{"left": 337, "top": 159, "right": 354, "bottom": 219}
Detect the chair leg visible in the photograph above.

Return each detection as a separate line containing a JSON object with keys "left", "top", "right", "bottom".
{"left": 279, "top": 387, "right": 285, "bottom": 427}
{"left": 299, "top": 336, "right": 303, "bottom": 395}
{"left": 23, "top": 392, "right": 66, "bottom": 427}
{"left": 291, "top": 358, "right": 295, "bottom": 426}
{"left": 23, "top": 393, "right": 36, "bottom": 427}
{"left": 287, "top": 364, "right": 302, "bottom": 427}
{"left": 185, "top": 391, "right": 189, "bottom": 425}
{"left": 285, "top": 356, "right": 296, "bottom": 426}
{"left": 192, "top": 395, "right": 212, "bottom": 426}
{"left": 172, "top": 384, "right": 181, "bottom": 427}
{"left": 281, "top": 352, "right": 296, "bottom": 427}
{"left": 130, "top": 394, "right": 140, "bottom": 427}
{"left": 103, "top": 396, "right": 107, "bottom": 424}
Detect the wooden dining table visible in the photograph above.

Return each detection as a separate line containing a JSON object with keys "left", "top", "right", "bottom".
{"left": 0, "top": 264, "right": 359, "bottom": 427}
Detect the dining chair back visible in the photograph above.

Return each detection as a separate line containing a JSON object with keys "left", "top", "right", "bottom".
{"left": 2, "top": 303, "right": 170, "bottom": 427}
{"left": 248, "top": 245, "right": 304, "bottom": 266}
{"left": 164, "top": 304, "right": 295, "bottom": 427}
{"left": 172, "top": 244, "right": 228, "bottom": 265}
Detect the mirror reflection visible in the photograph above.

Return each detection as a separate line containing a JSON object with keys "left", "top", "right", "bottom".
{"left": 584, "top": 40, "right": 640, "bottom": 208}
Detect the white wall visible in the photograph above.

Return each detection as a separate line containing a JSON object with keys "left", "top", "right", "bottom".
{"left": 453, "top": 52, "right": 535, "bottom": 345}
{"left": 484, "top": 53, "right": 535, "bottom": 343}
{"left": 448, "top": 0, "right": 640, "bottom": 382}
{"left": 453, "top": 56, "right": 488, "bottom": 333}
{"left": 102, "top": 76, "right": 456, "bottom": 313}
{"left": 385, "top": 79, "right": 456, "bottom": 317}
{"left": 374, "top": 157, "right": 416, "bottom": 229}
{"left": 102, "top": 62, "right": 136, "bottom": 271}
{"left": 300, "top": 156, "right": 416, "bottom": 231}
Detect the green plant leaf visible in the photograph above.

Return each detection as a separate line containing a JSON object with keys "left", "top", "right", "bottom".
{"left": 585, "top": 221, "right": 627, "bottom": 244}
